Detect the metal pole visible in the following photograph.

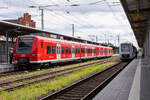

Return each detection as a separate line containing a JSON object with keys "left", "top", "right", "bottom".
{"left": 5, "top": 32, "right": 9, "bottom": 64}
{"left": 118, "top": 35, "right": 120, "bottom": 46}
{"left": 72, "top": 24, "right": 74, "bottom": 37}
{"left": 104, "top": 33, "right": 106, "bottom": 44}
{"left": 96, "top": 36, "right": 98, "bottom": 42}
{"left": 41, "top": 8, "right": 44, "bottom": 30}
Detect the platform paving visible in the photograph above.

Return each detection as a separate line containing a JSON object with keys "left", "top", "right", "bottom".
{"left": 93, "top": 58, "right": 140, "bottom": 100}
{"left": 0, "top": 63, "right": 17, "bottom": 72}
{"left": 140, "top": 59, "right": 150, "bottom": 100}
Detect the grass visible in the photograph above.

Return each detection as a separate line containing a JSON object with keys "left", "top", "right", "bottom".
{"left": 0, "top": 61, "right": 116, "bottom": 100}
{"left": 2, "top": 56, "right": 119, "bottom": 82}
{"left": 0, "top": 59, "right": 101, "bottom": 82}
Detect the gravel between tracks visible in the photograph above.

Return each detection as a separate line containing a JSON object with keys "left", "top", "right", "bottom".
{"left": 0, "top": 58, "right": 117, "bottom": 92}
{"left": 39, "top": 61, "right": 129, "bottom": 100}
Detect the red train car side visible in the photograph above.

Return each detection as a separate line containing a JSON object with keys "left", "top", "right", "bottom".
{"left": 13, "top": 35, "right": 113, "bottom": 67}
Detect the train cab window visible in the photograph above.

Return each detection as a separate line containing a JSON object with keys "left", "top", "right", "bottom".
{"left": 41, "top": 41, "right": 43, "bottom": 48}
{"left": 52, "top": 46, "right": 56, "bottom": 54}
{"left": 47, "top": 46, "right": 51, "bottom": 54}
{"left": 62, "top": 47, "right": 65, "bottom": 54}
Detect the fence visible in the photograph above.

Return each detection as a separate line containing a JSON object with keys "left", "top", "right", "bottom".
{"left": 0, "top": 41, "right": 13, "bottom": 64}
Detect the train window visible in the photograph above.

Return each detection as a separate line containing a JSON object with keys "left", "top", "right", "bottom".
{"left": 78, "top": 48, "right": 80, "bottom": 53}
{"left": 52, "top": 46, "right": 56, "bottom": 54}
{"left": 62, "top": 47, "right": 65, "bottom": 54}
{"left": 83, "top": 48, "right": 85, "bottom": 53}
{"left": 41, "top": 41, "right": 43, "bottom": 48}
{"left": 47, "top": 46, "right": 51, "bottom": 54}
{"left": 69, "top": 48, "right": 71, "bottom": 54}
{"left": 75, "top": 48, "right": 77, "bottom": 54}
{"left": 83, "top": 48, "right": 84, "bottom": 53}
{"left": 66, "top": 47, "right": 69, "bottom": 54}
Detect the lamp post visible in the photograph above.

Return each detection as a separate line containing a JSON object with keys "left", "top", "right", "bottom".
{"left": 72, "top": 24, "right": 74, "bottom": 37}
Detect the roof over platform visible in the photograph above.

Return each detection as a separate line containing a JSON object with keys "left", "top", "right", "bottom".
{"left": 0, "top": 20, "right": 105, "bottom": 46}
{"left": 120, "top": 0, "right": 150, "bottom": 47}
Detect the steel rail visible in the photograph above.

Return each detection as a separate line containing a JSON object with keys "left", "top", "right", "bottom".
{"left": 0, "top": 59, "right": 113, "bottom": 92}
{"left": 39, "top": 61, "right": 130, "bottom": 100}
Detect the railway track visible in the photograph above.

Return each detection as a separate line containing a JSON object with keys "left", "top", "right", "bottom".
{"left": 0, "top": 58, "right": 115, "bottom": 92}
{"left": 0, "top": 57, "right": 116, "bottom": 79}
{"left": 0, "top": 70, "right": 33, "bottom": 78}
{"left": 39, "top": 61, "right": 129, "bottom": 100}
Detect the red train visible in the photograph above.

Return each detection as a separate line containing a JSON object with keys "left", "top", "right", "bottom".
{"left": 13, "top": 35, "right": 113, "bottom": 67}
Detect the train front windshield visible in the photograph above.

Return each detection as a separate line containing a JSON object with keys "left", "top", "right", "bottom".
{"left": 16, "top": 37, "right": 34, "bottom": 54}
{"left": 121, "top": 44, "right": 130, "bottom": 52}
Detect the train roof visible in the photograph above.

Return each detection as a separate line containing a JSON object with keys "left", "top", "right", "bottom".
{"left": 18, "top": 35, "right": 112, "bottom": 49}
{"left": 120, "top": 42, "right": 133, "bottom": 45}
{"left": 0, "top": 20, "right": 111, "bottom": 47}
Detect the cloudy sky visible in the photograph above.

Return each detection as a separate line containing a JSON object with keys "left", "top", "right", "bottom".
{"left": 0, "top": 0, "right": 138, "bottom": 47}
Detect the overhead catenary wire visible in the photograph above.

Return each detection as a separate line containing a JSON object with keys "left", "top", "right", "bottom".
{"left": 0, "top": 0, "right": 132, "bottom": 44}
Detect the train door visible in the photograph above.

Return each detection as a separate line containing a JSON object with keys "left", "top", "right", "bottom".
{"left": 41, "top": 40, "right": 44, "bottom": 60}
{"left": 72, "top": 45, "right": 75, "bottom": 59}
{"left": 57, "top": 43, "right": 61, "bottom": 61}
{"left": 92, "top": 47, "right": 94, "bottom": 57}
{"left": 85, "top": 47, "right": 87, "bottom": 57}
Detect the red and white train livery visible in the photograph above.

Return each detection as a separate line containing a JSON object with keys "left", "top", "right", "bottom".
{"left": 13, "top": 35, "right": 113, "bottom": 66}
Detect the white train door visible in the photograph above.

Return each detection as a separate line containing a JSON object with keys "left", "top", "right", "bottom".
{"left": 72, "top": 45, "right": 75, "bottom": 59}
{"left": 85, "top": 47, "right": 87, "bottom": 58}
{"left": 57, "top": 44, "right": 61, "bottom": 61}
{"left": 92, "top": 47, "right": 94, "bottom": 57}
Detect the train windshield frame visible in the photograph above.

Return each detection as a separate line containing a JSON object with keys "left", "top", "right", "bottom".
{"left": 121, "top": 44, "right": 131, "bottom": 52}
{"left": 16, "top": 37, "right": 34, "bottom": 54}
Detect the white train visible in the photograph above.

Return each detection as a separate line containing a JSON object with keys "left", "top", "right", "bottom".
{"left": 119, "top": 42, "right": 137, "bottom": 60}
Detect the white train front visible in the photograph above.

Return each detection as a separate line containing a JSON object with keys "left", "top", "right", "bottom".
{"left": 119, "top": 42, "right": 137, "bottom": 60}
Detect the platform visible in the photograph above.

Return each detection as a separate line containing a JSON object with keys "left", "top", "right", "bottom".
{"left": 0, "top": 64, "right": 18, "bottom": 72}
{"left": 93, "top": 57, "right": 150, "bottom": 100}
